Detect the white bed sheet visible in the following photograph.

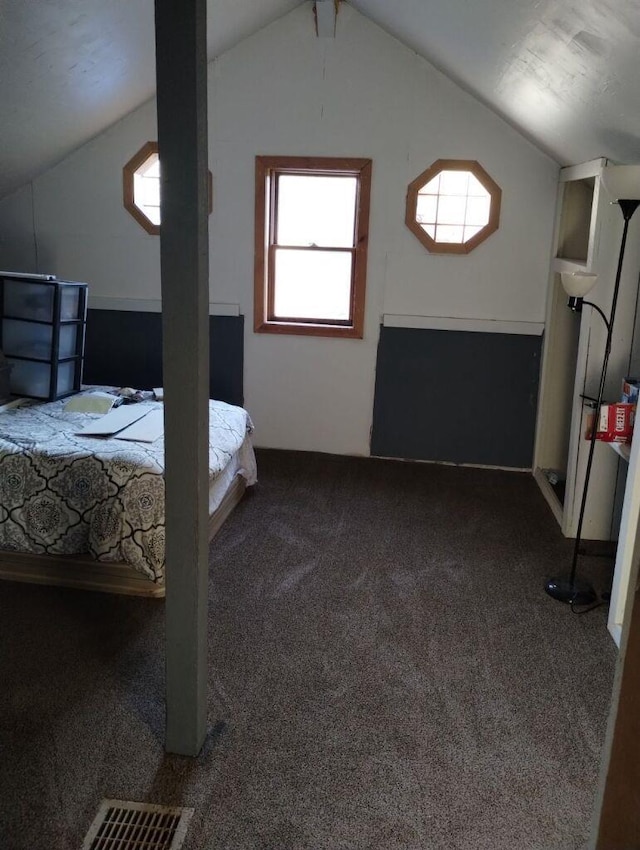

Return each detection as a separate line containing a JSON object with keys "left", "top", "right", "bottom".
{"left": 209, "top": 433, "right": 257, "bottom": 515}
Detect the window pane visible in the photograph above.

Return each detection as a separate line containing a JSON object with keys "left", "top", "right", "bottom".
{"left": 421, "top": 224, "right": 436, "bottom": 239}
{"left": 140, "top": 157, "right": 160, "bottom": 179}
{"left": 134, "top": 172, "right": 160, "bottom": 224}
{"left": 277, "top": 175, "right": 357, "bottom": 247}
{"left": 419, "top": 174, "right": 440, "bottom": 195}
{"left": 436, "top": 195, "right": 467, "bottom": 225}
{"left": 439, "top": 170, "right": 470, "bottom": 195}
{"left": 136, "top": 177, "right": 159, "bottom": 207}
{"left": 416, "top": 194, "right": 438, "bottom": 224}
{"left": 465, "top": 195, "right": 491, "bottom": 226}
{"left": 463, "top": 224, "right": 484, "bottom": 242}
{"left": 143, "top": 205, "right": 161, "bottom": 226}
{"left": 435, "top": 224, "right": 464, "bottom": 243}
{"left": 467, "top": 174, "right": 488, "bottom": 196}
{"left": 274, "top": 249, "right": 352, "bottom": 321}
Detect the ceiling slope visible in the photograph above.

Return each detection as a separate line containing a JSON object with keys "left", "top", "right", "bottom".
{"left": 0, "top": 0, "right": 299, "bottom": 200}
{"left": 351, "top": 0, "right": 640, "bottom": 167}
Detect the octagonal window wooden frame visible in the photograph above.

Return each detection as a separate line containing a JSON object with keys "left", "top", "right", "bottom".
{"left": 405, "top": 159, "right": 502, "bottom": 255}
{"left": 123, "top": 141, "right": 213, "bottom": 235}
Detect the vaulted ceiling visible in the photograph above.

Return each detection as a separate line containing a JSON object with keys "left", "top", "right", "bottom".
{"left": 1, "top": 0, "right": 639, "bottom": 200}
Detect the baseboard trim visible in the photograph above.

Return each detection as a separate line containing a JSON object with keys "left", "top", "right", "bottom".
{"left": 370, "top": 453, "right": 531, "bottom": 473}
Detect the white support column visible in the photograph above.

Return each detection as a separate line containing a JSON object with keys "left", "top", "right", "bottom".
{"left": 154, "top": 0, "right": 210, "bottom": 756}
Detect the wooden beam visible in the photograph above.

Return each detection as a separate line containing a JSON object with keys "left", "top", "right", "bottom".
{"left": 154, "top": 0, "right": 210, "bottom": 756}
{"left": 314, "top": 0, "right": 338, "bottom": 38}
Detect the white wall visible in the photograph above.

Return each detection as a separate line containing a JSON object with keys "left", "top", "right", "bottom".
{"left": 0, "top": 185, "right": 37, "bottom": 272}
{"left": 0, "top": 2, "right": 559, "bottom": 455}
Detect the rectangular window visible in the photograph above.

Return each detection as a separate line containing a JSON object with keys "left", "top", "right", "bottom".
{"left": 254, "top": 156, "right": 372, "bottom": 338}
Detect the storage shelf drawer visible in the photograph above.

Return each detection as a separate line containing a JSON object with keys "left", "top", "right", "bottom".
{"left": 7, "top": 358, "right": 78, "bottom": 399}
{"left": 2, "top": 319, "right": 79, "bottom": 360}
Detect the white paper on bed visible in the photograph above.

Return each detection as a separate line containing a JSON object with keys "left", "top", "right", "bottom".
{"left": 114, "top": 409, "right": 164, "bottom": 443}
{"left": 76, "top": 405, "right": 151, "bottom": 436}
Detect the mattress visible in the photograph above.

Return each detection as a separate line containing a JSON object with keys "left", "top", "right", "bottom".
{"left": 0, "top": 391, "right": 256, "bottom": 583}
{"left": 209, "top": 433, "right": 256, "bottom": 515}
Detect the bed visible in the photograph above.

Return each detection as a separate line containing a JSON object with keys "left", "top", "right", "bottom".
{"left": 0, "top": 389, "right": 256, "bottom": 597}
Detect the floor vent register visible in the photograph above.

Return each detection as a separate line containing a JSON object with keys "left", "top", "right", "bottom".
{"left": 82, "top": 800, "right": 194, "bottom": 850}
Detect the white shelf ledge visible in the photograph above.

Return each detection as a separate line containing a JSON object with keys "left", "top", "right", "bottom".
{"left": 88, "top": 297, "right": 240, "bottom": 316}
{"left": 609, "top": 441, "right": 632, "bottom": 463}
{"left": 559, "top": 159, "right": 606, "bottom": 183}
{"left": 382, "top": 315, "right": 544, "bottom": 335}
{"left": 552, "top": 257, "right": 590, "bottom": 274}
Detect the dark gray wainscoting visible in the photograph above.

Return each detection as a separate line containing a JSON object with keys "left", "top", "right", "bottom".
{"left": 83, "top": 309, "right": 244, "bottom": 406}
{"left": 371, "top": 325, "right": 542, "bottom": 468}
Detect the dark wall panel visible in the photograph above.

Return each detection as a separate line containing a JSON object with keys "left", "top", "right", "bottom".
{"left": 371, "top": 326, "right": 541, "bottom": 468}
{"left": 83, "top": 309, "right": 244, "bottom": 406}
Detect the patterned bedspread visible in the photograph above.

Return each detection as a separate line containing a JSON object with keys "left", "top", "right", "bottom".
{"left": 0, "top": 392, "right": 255, "bottom": 583}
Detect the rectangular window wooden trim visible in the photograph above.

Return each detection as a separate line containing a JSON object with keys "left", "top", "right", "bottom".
{"left": 254, "top": 155, "right": 372, "bottom": 339}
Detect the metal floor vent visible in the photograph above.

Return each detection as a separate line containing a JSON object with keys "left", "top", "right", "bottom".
{"left": 82, "top": 800, "right": 194, "bottom": 850}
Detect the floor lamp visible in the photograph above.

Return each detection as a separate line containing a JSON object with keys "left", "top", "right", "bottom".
{"left": 545, "top": 165, "right": 640, "bottom": 605}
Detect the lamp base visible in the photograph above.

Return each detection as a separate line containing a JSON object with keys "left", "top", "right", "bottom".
{"left": 545, "top": 577, "right": 597, "bottom": 606}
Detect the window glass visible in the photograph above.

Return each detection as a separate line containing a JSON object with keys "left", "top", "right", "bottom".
{"left": 435, "top": 224, "right": 464, "bottom": 243}
{"left": 416, "top": 195, "right": 437, "bottom": 223}
{"left": 133, "top": 153, "right": 161, "bottom": 226}
{"left": 276, "top": 175, "right": 357, "bottom": 248}
{"left": 439, "top": 170, "right": 470, "bottom": 196}
{"left": 466, "top": 195, "right": 491, "bottom": 226}
{"left": 437, "top": 195, "right": 468, "bottom": 226}
{"left": 274, "top": 250, "right": 352, "bottom": 321}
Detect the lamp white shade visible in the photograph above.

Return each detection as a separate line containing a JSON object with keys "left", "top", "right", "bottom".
{"left": 560, "top": 271, "right": 598, "bottom": 298}
{"left": 600, "top": 165, "right": 640, "bottom": 202}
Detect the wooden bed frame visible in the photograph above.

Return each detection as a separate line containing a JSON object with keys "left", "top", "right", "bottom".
{"left": 0, "top": 474, "right": 247, "bottom": 598}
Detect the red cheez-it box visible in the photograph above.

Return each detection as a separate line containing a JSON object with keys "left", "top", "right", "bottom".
{"left": 585, "top": 403, "right": 636, "bottom": 443}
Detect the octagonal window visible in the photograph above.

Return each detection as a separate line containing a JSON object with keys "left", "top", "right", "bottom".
{"left": 123, "top": 142, "right": 161, "bottom": 234}
{"left": 123, "top": 141, "right": 213, "bottom": 235}
{"left": 405, "top": 160, "right": 501, "bottom": 254}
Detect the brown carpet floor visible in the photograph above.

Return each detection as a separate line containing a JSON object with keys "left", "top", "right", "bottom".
{"left": 0, "top": 449, "right": 617, "bottom": 850}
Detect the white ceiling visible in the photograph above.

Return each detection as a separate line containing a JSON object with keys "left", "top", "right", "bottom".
{"left": 1, "top": 0, "right": 639, "bottom": 200}
{"left": 351, "top": 0, "right": 640, "bottom": 167}
{"left": 0, "top": 0, "right": 299, "bottom": 199}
